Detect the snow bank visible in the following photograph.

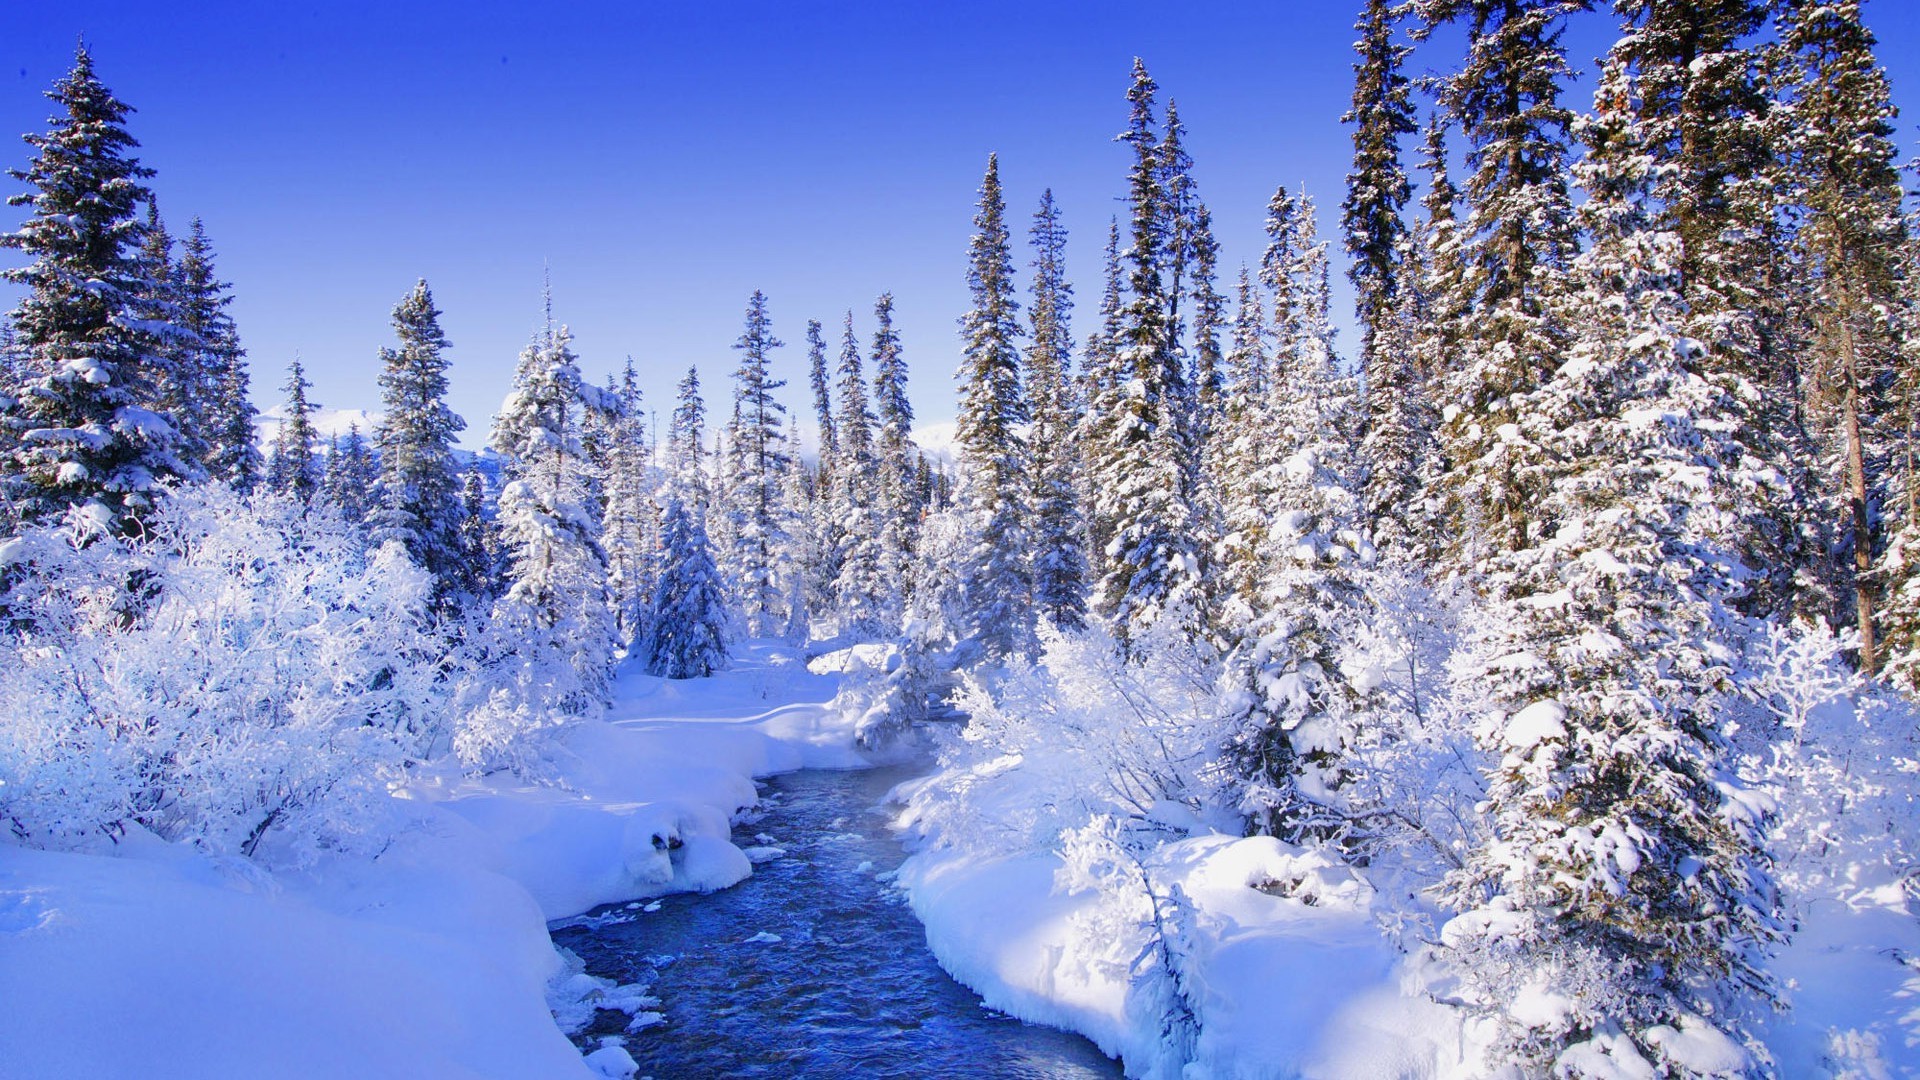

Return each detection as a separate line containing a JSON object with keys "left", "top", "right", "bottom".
{"left": 0, "top": 641, "right": 870, "bottom": 1079}
{"left": 897, "top": 829, "right": 1462, "bottom": 1079}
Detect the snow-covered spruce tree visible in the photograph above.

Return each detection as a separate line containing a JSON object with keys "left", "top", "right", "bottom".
{"left": 266, "top": 356, "right": 319, "bottom": 505}
{"left": 640, "top": 489, "right": 729, "bottom": 679}
{"left": 370, "top": 279, "right": 468, "bottom": 609}
{"left": 176, "top": 218, "right": 259, "bottom": 492}
{"left": 465, "top": 324, "right": 617, "bottom": 769}
{"left": 1223, "top": 213, "right": 1373, "bottom": 842}
{"left": 1600, "top": 0, "right": 1815, "bottom": 629}
{"left": 1438, "top": 60, "right": 1782, "bottom": 1073}
{"left": 132, "top": 201, "right": 207, "bottom": 480}
{"left": 1026, "top": 188, "right": 1090, "bottom": 632}
{"left": 1782, "top": 0, "right": 1908, "bottom": 672}
{"left": 1417, "top": 0, "right": 1581, "bottom": 567}
{"left": 833, "top": 310, "right": 887, "bottom": 634}
{"left": 1078, "top": 219, "right": 1126, "bottom": 591}
{"left": 1881, "top": 201, "right": 1920, "bottom": 693}
{"left": 1, "top": 46, "right": 185, "bottom": 536}
{"left": 668, "top": 364, "right": 708, "bottom": 508}
{"left": 601, "top": 357, "right": 658, "bottom": 644}
{"left": 1205, "top": 267, "right": 1280, "bottom": 633}
{"left": 1088, "top": 60, "right": 1204, "bottom": 642}
{"left": 721, "top": 290, "right": 795, "bottom": 637}
{"left": 1342, "top": 0, "right": 1416, "bottom": 367}
{"left": 1343, "top": 0, "right": 1429, "bottom": 557}
{"left": 953, "top": 153, "right": 1035, "bottom": 663}
{"left": 320, "top": 422, "right": 378, "bottom": 528}
{"left": 454, "top": 466, "right": 498, "bottom": 603}
{"left": 870, "top": 291, "right": 920, "bottom": 627}
{"left": 801, "top": 318, "right": 844, "bottom": 625}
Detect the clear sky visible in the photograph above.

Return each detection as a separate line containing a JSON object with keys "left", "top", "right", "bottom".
{"left": 5, "top": 1, "right": 1920, "bottom": 449}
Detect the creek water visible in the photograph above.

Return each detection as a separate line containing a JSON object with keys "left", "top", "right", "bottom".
{"left": 550, "top": 763, "right": 1122, "bottom": 1079}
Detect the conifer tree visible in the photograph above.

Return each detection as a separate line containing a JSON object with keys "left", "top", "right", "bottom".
{"left": 266, "top": 357, "right": 319, "bottom": 505}
{"left": 371, "top": 280, "right": 467, "bottom": 606}
{"left": 176, "top": 218, "right": 258, "bottom": 491}
{"left": 1343, "top": 0, "right": 1417, "bottom": 374}
{"left": 1439, "top": 57, "right": 1782, "bottom": 1065}
{"left": 953, "top": 154, "right": 1034, "bottom": 661}
{"left": 642, "top": 490, "right": 729, "bottom": 679}
{"left": 1186, "top": 203, "right": 1227, "bottom": 455}
{"left": 602, "top": 358, "right": 658, "bottom": 644}
{"left": 1344, "top": 0, "right": 1427, "bottom": 554}
{"left": 1207, "top": 267, "right": 1281, "bottom": 633}
{"left": 133, "top": 200, "right": 206, "bottom": 479}
{"left": 1783, "top": 0, "right": 1908, "bottom": 671}
{"left": 664, "top": 366, "right": 706, "bottom": 507}
{"left": 489, "top": 323, "right": 617, "bottom": 713}
{"left": 1419, "top": 0, "right": 1584, "bottom": 563}
{"left": 456, "top": 467, "right": 498, "bottom": 603}
{"left": 1089, "top": 59, "right": 1203, "bottom": 639}
{"left": 807, "top": 319, "right": 837, "bottom": 482}
{"left": 723, "top": 291, "right": 794, "bottom": 636}
{"left": 870, "top": 291, "right": 920, "bottom": 625}
{"left": 1026, "top": 189, "right": 1089, "bottom": 631}
{"left": 1409, "top": 112, "right": 1467, "bottom": 387}
{"left": 1, "top": 46, "right": 183, "bottom": 535}
{"left": 799, "top": 318, "right": 843, "bottom": 624}
{"left": 1079, "top": 220, "right": 1126, "bottom": 588}
{"left": 833, "top": 311, "right": 886, "bottom": 632}
{"left": 321, "top": 423, "right": 377, "bottom": 526}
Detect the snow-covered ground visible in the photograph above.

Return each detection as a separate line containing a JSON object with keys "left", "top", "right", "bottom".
{"left": 6, "top": 637, "right": 1914, "bottom": 1080}
{"left": 0, "top": 641, "right": 871, "bottom": 1080}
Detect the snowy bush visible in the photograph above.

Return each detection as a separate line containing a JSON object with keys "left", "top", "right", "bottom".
{"left": 0, "top": 485, "right": 451, "bottom": 863}
{"left": 1736, "top": 620, "right": 1919, "bottom": 911}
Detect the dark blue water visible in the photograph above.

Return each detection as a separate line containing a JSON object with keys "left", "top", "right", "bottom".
{"left": 550, "top": 764, "right": 1122, "bottom": 1079}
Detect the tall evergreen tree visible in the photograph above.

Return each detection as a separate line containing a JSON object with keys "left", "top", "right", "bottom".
{"left": 1088, "top": 59, "right": 1204, "bottom": 639}
{"left": 833, "top": 311, "right": 886, "bottom": 632}
{"left": 642, "top": 490, "right": 730, "bottom": 679}
{"left": 723, "top": 290, "right": 794, "bottom": 637}
{"left": 1440, "top": 58, "right": 1782, "bottom": 1065}
{"left": 132, "top": 200, "right": 206, "bottom": 481}
{"left": 321, "top": 422, "right": 377, "bottom": 526}
{"left": 870, "top": 291, "right": 920, "bottom": 626}
{"left": 455, "top": 467, "right": 499, "bottom": 603}
{"left": 266, "top": 357, "right": 319, "bottom": 505}
{"left": 602, "top": 358, "right": 658, "bottom": 644}
{"left": 667, "top": 365, "right": 707, "bottom": 504}
{"left": 176, "top": 218, "right": 258, "bottom": 491}
{"left": 806, "top": 318, "right": 837, "bottom": 481}
{"left": 1, "top": 46, "right": 183, "bottom": 536}
{"left": 800, "top": 318, "right": 844, "bottom": 624}
{"left": 1419, "top": 0, "right": 1585, "bottom": 563}
{"left": 1344, "top": 0, "right": 1427, "bottom": 555}
{"left": 370, "top": 279, "right": 467, "bottom": 607}
{"left": 1026, "top": 189, "right": 1089, "bottom": 632}
{"left": 1079, "top": 220, "right": 1126, "bottom": 590}
{"left": 489, "top": 323, "right": 617, "bottom": 714}
{"left": 1206, "top": 267, "right": 1279, "bottom": 630}
{"left": 1783, "top": 0, "right": 1908, "bottom": 671}
{"left": 1343, "top": 0, "right": 1417, "bottom": 371}
{"left": 953, "top": 154, "right": 1034, "bottom": 661}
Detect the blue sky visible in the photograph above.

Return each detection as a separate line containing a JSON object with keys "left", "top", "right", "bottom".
{"left": 5, "top": 1, "right": 1920, "bottom": 448}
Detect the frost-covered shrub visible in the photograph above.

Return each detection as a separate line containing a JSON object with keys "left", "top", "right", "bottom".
{"left": 903, "top": 612, "right": 1233, "bottom": 855}
{"left": 1736, "top": 620, "right": 1919, "bottom": 909}
{"left": 0, "top": 485, "right": 451, "bottom": 864}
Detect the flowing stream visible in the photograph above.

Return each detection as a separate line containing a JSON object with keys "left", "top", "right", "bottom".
{"left": 551, "top": 763, "right": 1122, "bottom": 1079}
